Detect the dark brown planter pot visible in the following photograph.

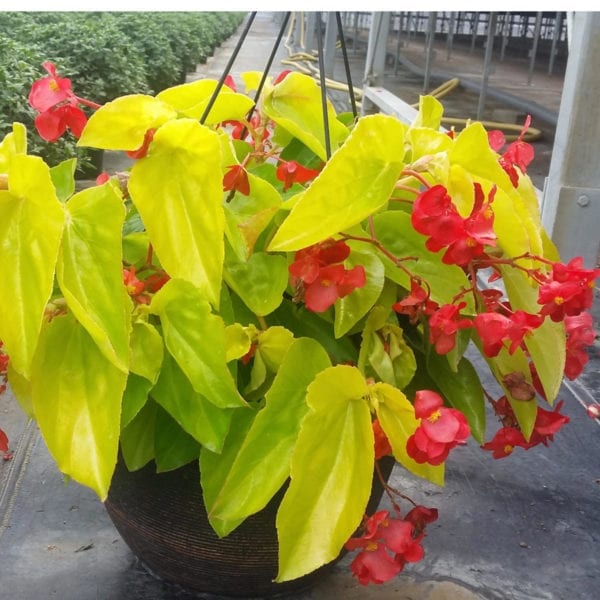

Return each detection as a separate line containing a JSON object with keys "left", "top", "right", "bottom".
{"left": 104, "top": 455, "right": 394, "bottom": 598}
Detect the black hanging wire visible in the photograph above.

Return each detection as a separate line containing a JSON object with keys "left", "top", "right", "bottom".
{"left": 200, "top": 11, "right": 257, "bottom": 125}
{"left": 335, "top": 12, "right": 358, "bottom": 120}
{"left": 315, "top": 12, "right": 332, "bottom": 161}
{"left": 240, "top": 11, "right": 291, "bottom": 139}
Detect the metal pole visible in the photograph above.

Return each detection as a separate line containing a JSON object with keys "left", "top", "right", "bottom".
{"left": 476, "top": 12, "right": 497, "bottom": 121}
{"left": 362, "top": 12, "right": 391, "bottom": 114}
{"left": 500, "top": 12, "right": 510, "bottom": 62}
{"left": 548, "top": 11, "right": 563, "bottom": 75}
{"left": 446, "top": 11, "right": 456, "bottom": 60}
{"left": 542, "top": 12, "right": 600, "bottom": 267}
{"left": 528, "top": 12, "right": 543, "bottom": 85}
{"left": 470, "top": 12, "right": 479, "bottom": 53}
{"left": 323, "top": 12, "right": 337, "bottom": 78}
{"left": 394, "top": 12, "right": 403, "bottom": 74}
{"left": 423, "top": 12, "right": 437, "bottom": 93}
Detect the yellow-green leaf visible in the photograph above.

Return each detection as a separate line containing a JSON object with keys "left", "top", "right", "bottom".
{"left": 78, "top": 94, "right": 177, "bottom": 150}
{"left": 129, "top": 119, "right": 224, "bottom": 306}
{"left": 57, "top": 184, "right": 130, "bottom": 372}
{"left": 372, "top": 382, "right": 444, "bottom": 486}
{"left": 268, "top": 114, "right": 407, "bottom": 251}
{"left": 129, "top": 321, "right": 164, "bottom": 383}
{"left": 0, "top": 155, "right": 64, "bottom": 377}
{"left": 31, "top": 313, "right": 127, "bottom": 499}
{"left": 276, "top": 365, "right": 373, "bottom": 581}
{"left": 157, "top": 79, "right": 254, "bottom": 124}
{"left": 262, "top": 72, "right": 348, "bottom": 162}
{"left": 0, "top": 122, "right": 27, "bottom": 171}
{"left": 149, "top": 279, "right": 246, "bottom": 409}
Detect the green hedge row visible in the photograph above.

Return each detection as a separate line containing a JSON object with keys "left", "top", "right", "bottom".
{"left": 0, "top": 12, "right": 246, "bottom": 170}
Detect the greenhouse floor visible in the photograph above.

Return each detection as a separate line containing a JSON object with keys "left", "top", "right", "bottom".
{"left": 1, "top": 12, "right": 599, "bottom": 600}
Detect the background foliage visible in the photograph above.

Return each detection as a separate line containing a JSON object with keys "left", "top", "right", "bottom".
{"left": 0, "top": 11, "right": 245, "bottom": 173}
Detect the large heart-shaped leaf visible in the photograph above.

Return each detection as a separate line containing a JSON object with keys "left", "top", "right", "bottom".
{"left": 276, "top": 365, "right": 373, "bottom": 582}
{"left": 0, "top": 155, "right": 64, "bottom": 377}
{"left": 129, "top": 119, "right": 224, "bottom": 306}
{"left": 31, "top": 313, "right": 127, "bottom": 499}
{"left": 268, "top": 114, "right": 407, "bottom": 252}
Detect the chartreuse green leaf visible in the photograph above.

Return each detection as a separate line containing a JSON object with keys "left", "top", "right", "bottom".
{"left": 209, "top": 338, "right": 331, "bottom": 525}
{"left": 120, "top": 399, "right": 157, "bottom": 471}
{"left": 268, "top": 115, "right": 407, "bottom": 252}
{"left": 276, "top": 365, "right": 373, "bottom": 582}
{"left": 201, "top": 404, "right": 259, "bottom": 537}
{"left": 31, "top": 313, "right": 127, "bottom": 500}
{"left": 425, "top": 351, "right": 486, "bottom": 443}
{"left": 57, "top": 184, "right": 130, "bottom": 372}
{"left": 501, "top": 266, "right": 565, "bottom": 404}
{"left": 6, "top": 363, "right": 33, "bottom": 417}
{"left": 334, "top": 248, "right": 385, "bottom": 338}
{"left": 78, "top": 95, "right": 177, "bottom": 151}
{"left": 223, "top": 249, "right": 288, "bottom": 316}
{"left": 121, "top": 373, "right": 153, "bottom": 429}
{"left": 129, "top": 119, "right": 224, "bottom": 306}
{"left": 224, "top": 323, "right": 252, "bottom": 362}
{"left": 151, "top": 350, "right": 234, "bottom": 453}
{"left": 153, "top": 404, "right": 201, "bottom": 473}
{"left": 371, "top": 382, "right": 444, "bottom": 486}
{"left": 0, "top": 155, "right": 64, "bottom": 378}
{"left": 358, "top": 307, "right": 416, "bottom": 390}
{"left": 262, "top": 72, "right": 348, "bottom": 162}
{"left": 129, "top": 321, "right": 164, "bottom": 383}
{"left": 372, "top": 211, "right": 474, "bottom": 311}
{"left": 240, "top": 71, "right": 264, "bottom": 94}
{"left": 157, "top": 79, "right": 254, "bottom": 124}
{"left": 411, "top": 95, "right": 444, "bottom": 130}
{"left": 50, "top": 158, "right": 76, "bottom": 202}
{"left": 0, "top": 122, "right": 27, "bottom": 171}
{"left": 150, "top": 279, "right": 246, "bottom": 409}
{"left": 224, "top": 173, "right": 282, "bottom": 257}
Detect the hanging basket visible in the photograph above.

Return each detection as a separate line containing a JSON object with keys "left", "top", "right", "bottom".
{"left": 105, "top": 455, "right": 394, "bottom": 597}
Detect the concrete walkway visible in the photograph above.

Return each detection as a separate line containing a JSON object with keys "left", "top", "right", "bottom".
{"left": 1, "top": 12, "right": 599, "bottom": 600}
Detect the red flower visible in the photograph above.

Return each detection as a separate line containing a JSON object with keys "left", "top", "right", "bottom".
{"left": 144, "top": 271, "right": 170, "bottom": 294}
{"left": 482, "top": 426, "right": 528, "bottom": 459}
{"left": 223, "top": 74, "right": 237, "bottom": 92}
{"left": 123, "top": 266, "right": 145, "bottom": 297}
{"left": 407, "top": 390, "right": 470, "bottom": 465}
{"left": 537, "top": 257, "right": 599, "bottom": 322}
{"left": 474, "top": 310, "right": 544, "bottom": 358}
{"left": 303, "top": 263, "right": 366, "bottom": 312}
{"left": 274, "top": 70, "right": 292, "bottom": 84}
{"left": 96, "top": 172, "right": 110, "bottom": 186}
{"left": 527, "top": 401, "right": 570, "bottom": 447}
{"left": 373, "top": 419, "right": 392, "bottom": 460}
{"left": 564, "top": 312, "right": 596, "bottom": 380}
{"left": 392, "top": 279, "right": 438, "bottom": 323}
{"left": 404, "top": 505, "right": 438, "bottom": 534}
{"left": 289, "top": 239, "right": 366, "bottom": 313}
{"left": 489, "top": 116, "right": 535, "bottom": 187}
{"left": 223, "top": 164, "right": 250, "bottom": 196}
{"left": 28, "top": 61, "right": 74, "bottom": 112}
{"left": 348, "top": 542, "right": 403, "bottom": 585}
{"left": 34, "top": 101, "right": 87, "bottom": 142}
{"left": 0, "top": 428, "right": 8, "bottom": 453}
{"left": 428, "top": 302, "right": 472, "bottom": 355}
{"left": 411, "top": 184, "right": 497, "bottom": 267}
{"left": 126, "top": 128, "right": 155, "bottom": 160}
{"left": 276, "top": 160, "right": 321, "bottom": 191}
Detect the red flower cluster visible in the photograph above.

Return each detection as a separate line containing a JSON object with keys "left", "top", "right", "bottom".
{"left": 564, "top": 311, "right": 596, "bottom": 380}
{"left": 407, "top": 390, "right": 470, "bottom": 465}
{"left": 123, "top": 265, "right": 170, "bottom": 305}
{"left": 276, "top": 160, "right": 321, "bottom": 192}
{"left": 488, "top": 115, "right": 535, "bottom": 187}
{"left": 289, "top": 239, "right": 366, "bottom": 312}
{"left": 28, "top": 62, "right": 93, "bottom": 142}
{"left": 428, "top": 302, "right": 472, "bottom": 355}
{"left": 482, "top": 396, "right": 570, "bottom": 459}
{"left": 392, "top": 278, "right": 438, "bottom": 324}
{"left": 474, "top": 309, "right": 544, "bottom": 358}
{"left": 537, "top": 257, "right": 600, "bottom": 322}
{"left": 345, "top": 506, "right": 438, "bottom": 585}
{"left": 411, "top": 183, "right": 497, "bottom": 267}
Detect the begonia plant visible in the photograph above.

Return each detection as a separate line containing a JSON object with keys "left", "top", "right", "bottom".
{"left": 0, "top": 62, "right": 598, "bottom": 586}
